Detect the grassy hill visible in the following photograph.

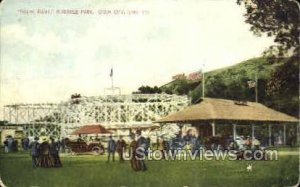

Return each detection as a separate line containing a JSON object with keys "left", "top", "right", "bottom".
{"left": 160, "top": 57, "right": 298, "bottom": 117}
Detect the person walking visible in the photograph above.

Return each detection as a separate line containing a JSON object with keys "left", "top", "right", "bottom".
{"left": 29, "top": 137, "right": 40, "bottom": 168}
{"left": 107, "top": 135, "right": 116, "bottom": 162}
{"left": 116, "top": 136, "right": 126, "bottom": 162}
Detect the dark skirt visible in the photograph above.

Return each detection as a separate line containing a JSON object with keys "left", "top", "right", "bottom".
{"left": 40, "top": 154, "right": 54, "bottom": 168}
{"left": 51, "top": 153, "right": 62, "bottom": 167}
{"left": 130, "top": 157, "right": 140, "bottom": 171}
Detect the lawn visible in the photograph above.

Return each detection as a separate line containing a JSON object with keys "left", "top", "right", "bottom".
{"left": 0, "top": 148, "right": 299, "bottom": 187}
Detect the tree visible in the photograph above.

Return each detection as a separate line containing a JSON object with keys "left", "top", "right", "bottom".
{"left": 238, "top": 0, "right": 299, "bottom": 116}
{"left": 174, "top": 79, "right": 190, "bottom": 95}
{"left": 237, "top": 0, "right": 299, "bottom": 61}
{"left": 135, "top": 85, "right": 162, "bottom": 94}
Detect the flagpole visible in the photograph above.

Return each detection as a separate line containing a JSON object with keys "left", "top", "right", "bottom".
{"left": 202, "top": 64, "right": 205, "bottom": 98}
{"left": 112, "top": 75, "right": 114, "bottom": 90}
{"left": 110, "top": 67, "right": 114, "bottom": 93}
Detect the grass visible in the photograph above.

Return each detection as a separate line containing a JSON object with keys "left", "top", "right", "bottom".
{"left": 0, "top": 148, "right": 299, "bottom": 187}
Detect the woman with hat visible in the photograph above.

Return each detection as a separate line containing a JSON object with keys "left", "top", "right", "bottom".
{"left": 39, "top": 137, "right": 54, "bottom": 168}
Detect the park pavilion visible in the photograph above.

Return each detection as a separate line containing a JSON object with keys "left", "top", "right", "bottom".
{"left": 157, "top": 97, "right": 299, "bottom": 146}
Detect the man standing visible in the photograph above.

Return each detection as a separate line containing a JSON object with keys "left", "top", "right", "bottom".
{"left": 136, "top": 129, "right": 147, "bottom": 171}
{"left": 6, "top": 136, "right": 13, "bottom": 153}
{"left": 24, "top": 137, "right": 30, "bottom": 151}
{"left": 22, "top": 137, "right": 30, "bottom": 151}
{"left": 29, "top": 137, "right": 40, "bottom": 168}
{"left": 107, "top": 135, "right": 116, "bottom": 162}
{"left": 116, "top": 136, "right": 126, "bottom": 162}
{"left": 3, "top": 137, "right": 8, "bottom": 153}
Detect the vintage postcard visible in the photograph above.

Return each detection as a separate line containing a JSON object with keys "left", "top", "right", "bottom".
{"left": 0, "top": 0, "right": 299, "bottom": 187}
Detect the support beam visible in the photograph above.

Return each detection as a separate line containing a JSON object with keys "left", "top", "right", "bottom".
{"left": 268, "top": 124, "right": 272, "bottom": 146}
{"left": 251, "top": 124, "right": 255, "bottom": 140}
{"left": 211, "top": 121, "right": 216, "bottom": 136}
{"left": 233, "top": 124, "right": 237, "bottom": 140}
{"left": 283, "top": 124, "right": 286, "bottom": 145}
{"left": 297, "top": 124, "right": 300, "bottom": 145}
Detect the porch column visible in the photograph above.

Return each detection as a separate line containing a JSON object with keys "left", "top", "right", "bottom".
{"left": 251, "top": 124, "right": 255, "bottom": 139}
{"left": 233, "top": 124, "right": 236, "bottom": 140}
{"left": 155, "top": 129, "right": 159, "bottom": 150}
{"left": 211, "top": 121, "right": 215, "bottom": 136}
{"left": 297, "top": 124, "right": 300, "bottom": 145}
{"left": 268, "top": 124, "right": 272, "bottom": 146}
{"left": 283, "top": 124, "right": 286, "bottom": 145}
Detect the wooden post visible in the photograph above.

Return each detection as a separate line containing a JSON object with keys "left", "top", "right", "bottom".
{"left": 268, "top": 124, "right": 272, "bottom": 146}
{"left": 283, "top": 124, "right": 286, "bottom": 145}
{"left": 211, "top": 121, "right": 215, "bottom": 136}
{"left": 9, "top": 107, "right": 12, "bottom": 123}
{"left": 233, "top": 124, "right": 236, "bottom": 140}
{"left": 251, "top": 124, "right": 255, "bottom": 140}
{"left": 297, "top": 124, "right": 300, "bottom": 145}
{"left": 156, "top": 129, "right": 159, "bottom": 150}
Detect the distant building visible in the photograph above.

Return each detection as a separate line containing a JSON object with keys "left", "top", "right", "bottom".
{"left": 172, "top": 73, "right": 186, "bottom": 80}
{"left": 0, "top": 120, "right": 23, "bottom": 145}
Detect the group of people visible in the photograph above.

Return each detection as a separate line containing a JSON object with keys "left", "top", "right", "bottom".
{"left": 229, "top": 136, "right": 261, "bottom": 150}
{"left": 29, "top": 136, "right": 62, "bottom": 168}
{"left": 106, "top": 135, "right": 126, "bottom": 162}
{"left": 106, "top": 130, "right": 148, "bottom": 172}
{"left": 3, "top": 135, "right": 19, "bottom": 153}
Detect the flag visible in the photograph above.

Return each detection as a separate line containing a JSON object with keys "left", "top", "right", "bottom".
{"left": 247, "top": 80, "right": 256, "bottom": 88}
{"left": 110, "top": 68, "right": 113, "bottom": 77}
{"left": 187, "top": 70, "right": 202, "bottom": 81}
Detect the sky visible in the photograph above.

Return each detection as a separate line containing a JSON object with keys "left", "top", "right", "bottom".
{"left": 0, "top": 0, "right": 274, "bottom": 110}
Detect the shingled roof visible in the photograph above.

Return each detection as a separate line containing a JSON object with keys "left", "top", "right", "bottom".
{"left": 157, "top": 98, "right": 298, "bottom": 123}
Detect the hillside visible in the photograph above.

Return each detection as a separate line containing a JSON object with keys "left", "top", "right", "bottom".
{"left": 160, "top": 57, "right": 298, "bottom": 117}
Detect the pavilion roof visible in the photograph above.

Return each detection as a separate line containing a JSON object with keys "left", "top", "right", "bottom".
{"left": 156, "top": 98, "right": 298, "bottom": 124}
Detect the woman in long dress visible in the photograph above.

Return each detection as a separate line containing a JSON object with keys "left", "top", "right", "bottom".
{"left": 39, "top": 140, "right": 54, "bottom": 168}
{"left": 129, "top": 134, "right": 140, "bottom": 171}
{"left": 50, "top": 138, "right": 62, "bottom": 167}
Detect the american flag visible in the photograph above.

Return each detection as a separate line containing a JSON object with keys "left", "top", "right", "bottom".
{"left": 187, "top": 70, "right": 202, "bottom": 81}
{"left": 110, "top": 68, "right": 113, "bottom": 77}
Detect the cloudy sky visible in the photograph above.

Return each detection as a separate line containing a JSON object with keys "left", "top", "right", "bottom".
{"left": 0, "top": 0, "right": 274, "bottom": 109}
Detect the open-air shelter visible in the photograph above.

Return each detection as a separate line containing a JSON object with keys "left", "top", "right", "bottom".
{"left": 157, "top": 98, "right": 299, "bottom": 146}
